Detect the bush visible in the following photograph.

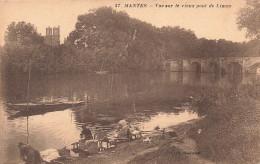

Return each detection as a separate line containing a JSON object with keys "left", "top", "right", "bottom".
{"left": 189, "top": 85, "right": 260, "bottom": 164}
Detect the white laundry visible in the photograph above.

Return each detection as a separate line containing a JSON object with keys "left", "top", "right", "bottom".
{"left": 40, "top": 149, "right": 60, "bottom": 162}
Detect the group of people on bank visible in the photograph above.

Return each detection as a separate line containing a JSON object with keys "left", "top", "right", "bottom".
{"left": 18, "top": 119, "right": 140, "bottom": 164}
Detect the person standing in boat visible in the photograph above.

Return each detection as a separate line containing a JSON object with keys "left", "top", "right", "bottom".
{"left": 80, "top": 124, "right": 93, "bottom": 141}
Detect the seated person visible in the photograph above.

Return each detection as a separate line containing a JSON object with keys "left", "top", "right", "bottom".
{"left": 80, "top": 125, "right": 93, "bottom": 141}
{"left": 116, "top": 120, "right": 141, "bottom": 140}
{"left": 18, "top": 142, "right": 43, "bottom": 164}
{"left": 117, "top": 120, "right": 132, "bottom": 139}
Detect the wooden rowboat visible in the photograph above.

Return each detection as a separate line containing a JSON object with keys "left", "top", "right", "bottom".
{"left": 7, "top": 101, "right": 86, "bottom": 119}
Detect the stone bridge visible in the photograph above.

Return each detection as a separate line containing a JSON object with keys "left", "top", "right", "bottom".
{"left": 164, "top": 57, "right": 260, "bottom": 74}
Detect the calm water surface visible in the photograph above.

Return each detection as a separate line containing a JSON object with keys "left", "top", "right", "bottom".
{"left": 1, "top": 72, "right": 260, "bottom": 164}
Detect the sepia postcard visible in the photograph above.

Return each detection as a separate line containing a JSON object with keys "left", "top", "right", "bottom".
{"left": 0, "top": 0, "right": 260, "bottom": 164}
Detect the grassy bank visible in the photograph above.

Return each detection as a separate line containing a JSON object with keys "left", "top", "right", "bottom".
{"left": 188, "top": 85, "right": 260, "bottom": 164}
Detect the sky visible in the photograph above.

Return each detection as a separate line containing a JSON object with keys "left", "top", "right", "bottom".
{"left": 0, "top": 0, "right": 248, "bottom": 46}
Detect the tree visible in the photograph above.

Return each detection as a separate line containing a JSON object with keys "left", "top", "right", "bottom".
{"left": 5, "top": 21, "right": 44, "bottom": 45}
{"left": 4, "top": 22, "right": 44, "bottom": 73}
{"left": 160, "top": 26, "right": 197, "bottom": 59}
{"left": 237, "top": 0, "right": 260, "bottom": 39}
{"left": 67, "top": 7, "right": 133, "bottom": 71}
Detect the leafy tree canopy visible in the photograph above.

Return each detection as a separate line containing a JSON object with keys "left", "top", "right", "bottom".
{"left": 5, "top": 21, "right": 44, "bottom": 46}
{"left": 237, "top": 0, "right": 260, "bottom": 39}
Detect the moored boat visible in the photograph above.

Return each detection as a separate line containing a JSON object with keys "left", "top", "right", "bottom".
{"left": 95, "top": 71, "right": 108, "bottom": 75}
{"left": 7, "top": 101, "right": 85, "bottom": 112}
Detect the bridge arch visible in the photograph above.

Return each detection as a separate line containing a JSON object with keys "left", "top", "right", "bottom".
{"left": 249, "top": 63, "right": 260, "bottom": 74}
{"left": 164, "top": 61, "right": 171, "bottom": 71}
{"left": 227, "top": 62, "right": 243, "bottom": 74}
{"left": 190, "top": 62, "right": 201, "bottom": 73}
{"left": 209, "top": 62, "right": 221, "bottom": 74}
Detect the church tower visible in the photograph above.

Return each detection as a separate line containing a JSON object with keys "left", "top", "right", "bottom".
{"left": 44, "top": 26, "right": 60, "bottom": 46}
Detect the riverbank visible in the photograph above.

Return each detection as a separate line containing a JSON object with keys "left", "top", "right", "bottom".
{"left": 64, "top": 116, "right": 213, "bottom": 164}
{"left": 64, "top": 85, "right": 260, "bottom": 164}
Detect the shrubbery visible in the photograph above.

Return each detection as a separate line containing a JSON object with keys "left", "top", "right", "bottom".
{"left": 189, "top": 85, "right": 260, "bottom": 164}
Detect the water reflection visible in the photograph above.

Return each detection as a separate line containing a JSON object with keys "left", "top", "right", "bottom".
{"left": 1, "top": 72, "right": 260, "bottom": 163}
{"left": 139, "top": 110, "right": 198, "bottom": 132}
{"left": 3, "top": 72, "right": 259, "bottom": 105}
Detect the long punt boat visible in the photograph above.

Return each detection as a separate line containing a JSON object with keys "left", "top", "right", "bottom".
{"left": 7, "top": 101, "right": 85, "bottom": 112}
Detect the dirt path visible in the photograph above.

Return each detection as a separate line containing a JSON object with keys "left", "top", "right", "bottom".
{"left": 170, "top": 138, "right": 214, "bottom": 164}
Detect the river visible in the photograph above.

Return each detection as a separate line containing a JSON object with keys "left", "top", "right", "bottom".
{"left": 1, "top": 72, "right": 260, "bottom": 164}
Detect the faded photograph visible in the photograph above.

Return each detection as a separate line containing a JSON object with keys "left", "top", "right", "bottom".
{"left": 0, "top": 0, "right": 260, "bottom": 164}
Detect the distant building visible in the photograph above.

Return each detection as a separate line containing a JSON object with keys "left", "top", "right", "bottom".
{"left": 45, "top": 26, "right": 60, "bottom": 46}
